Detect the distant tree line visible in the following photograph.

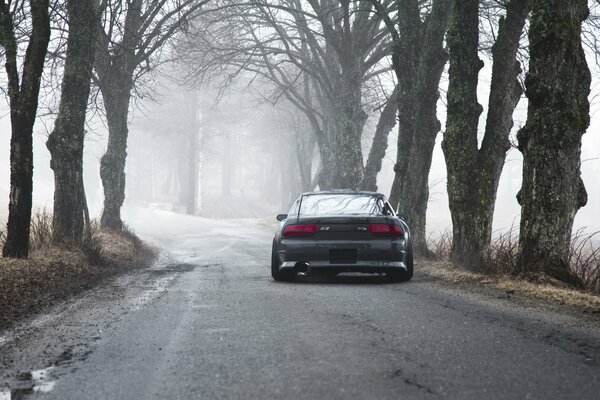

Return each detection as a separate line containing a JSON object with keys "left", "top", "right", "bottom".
{"left": 0, "top": 0, "right": 596, "bottom": 285}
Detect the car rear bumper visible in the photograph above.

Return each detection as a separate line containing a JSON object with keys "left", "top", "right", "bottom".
{"left": 275, "top": 238, "right": 408, "bottom": 272}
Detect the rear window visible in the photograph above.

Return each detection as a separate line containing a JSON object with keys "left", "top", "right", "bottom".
{"left": 298, "top": 194, "right": 386, "bottom": 216}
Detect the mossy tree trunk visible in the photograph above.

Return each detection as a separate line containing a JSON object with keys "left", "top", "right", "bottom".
{"left": 46, "top": 0, "right": 99, "bottom": 243}
{"left": 374, "top": 0, "right": 450, "bottom": 254}
{"left": 443, "top": 0, "right": 529, "bottom": 268}
{"left": 0, "top": 0, "right": 50, "bottom": 258}
{"left": 517, "top": 0, "right": 591, "bottom": 283}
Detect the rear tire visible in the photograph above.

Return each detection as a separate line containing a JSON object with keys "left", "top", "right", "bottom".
{"left": 271, "top": 244, "right": 295, "bottom": 282}
{"left": 387, "top": 240, "right": 414, "bottom": 282}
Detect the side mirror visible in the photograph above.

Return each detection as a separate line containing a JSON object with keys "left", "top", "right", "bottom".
{"left": 397, "top": 212, "right": 408, "bottom": 222}
{"left": 276, "top": 214, "right": 288, "bottom": 222}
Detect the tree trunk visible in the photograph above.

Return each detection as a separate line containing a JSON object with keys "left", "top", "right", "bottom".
{"left": 362, "top": 86, "right": 398, "bottom": 192}
{"left": 0, "top": 0, "right": 51, "bottom": 258}
{"left": 442, "top": 0, "right": 484, "bottom": 265}
{"left": 317, "top": 74, "right": 367, "bottom": 191}
{"left": 330, "top": 73, "right": 367, "bottom": 190}
{"left": 222, "top": 131, "right": 233, "bottom": 197}
{"left": 95, "top": 0, "right": 141, "bottom": 230}
{"left": 100, "top": 81, "right": 132, "bottom": 230}
{"left": 186, "top": 95, "right": 200, "bottom": 215}
{"left": 295, "top": 129, "right": 316, "bottom": 192}
{"left": 387, "top": 0, "right": 450, "bottom": 255}
{"left": 47, "top": 0, "right": 98, "bottom": 243}
{"left": 517, "top": 0, "right": 590, "bottom": 284}
{"left": 443, "top": 0, "right": 529, "bottom": 268}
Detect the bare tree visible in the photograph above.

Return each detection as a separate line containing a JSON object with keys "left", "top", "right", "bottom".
{"left": 371, "top": 0, "right": 450, "bottom": 254}
{"left": 181, "top": 0, "right": 395, "bottom": 190}
{"left": 0, "top": 0, "right": 51, "bottom": 258}
{"left": 94, "top": 0, "right": 210, "bottom": 230}
{"left": 442, "top": 0, "right": 529, "bottom": 268}
{"left": 517, "top": 0, "right": 591, "bottom": 284}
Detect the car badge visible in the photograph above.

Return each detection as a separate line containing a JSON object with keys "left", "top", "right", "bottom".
{"left": 357, "top": 226, "right": 367, "bottom": 231}
{"left": 319, "top": 226, "right": 330, "bottom": 231}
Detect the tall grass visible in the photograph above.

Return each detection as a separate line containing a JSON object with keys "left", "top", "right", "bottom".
{"left": 427, "top": 230, "right": 452, "bottom": 260}
{"left": 428, "top": 227, "right": 600, "bottom": 295}
{"left": 570, "top": 229, "right": 600, "bottom": 294}
{"left": 0, "top": 210, "right": 104, "bottom": 263}
{"left": 29, "top": 208, "right": 54, "bottom": 250}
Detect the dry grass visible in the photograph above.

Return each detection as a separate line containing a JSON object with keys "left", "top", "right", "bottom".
{"left": 483, "top": 227, "right": 520, "bottom": 275}
{"left": 427, "top": 227, "right": 600, "bottom": 305}
{"left": 0, "top": 212, "right": 156, "bottom": 330}
{"left": 427, "top": 230, "right": 452, "bottom": 260}
{"left": 419, "top": 260, "right": 600, "bottom": 312}
{"left": 569, "top": 229, "right": 600, "bottom": 294}
{"left": 29, "top": 208, "right": 54, "bottom": 250}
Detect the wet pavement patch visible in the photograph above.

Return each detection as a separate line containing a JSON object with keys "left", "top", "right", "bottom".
{"left": 147, "top": 263, "right": 197, "bottom": 275}
{"left": 146, "top": 263, "right": 221, "bottom": 275}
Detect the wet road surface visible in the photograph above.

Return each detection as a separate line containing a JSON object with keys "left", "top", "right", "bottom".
{"left": 1, "top": 208, "right": 600, "bottom": 399}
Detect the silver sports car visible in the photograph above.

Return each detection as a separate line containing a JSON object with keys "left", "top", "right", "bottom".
{"left": 271, "top": 191, "right": 413, "bottom": 282}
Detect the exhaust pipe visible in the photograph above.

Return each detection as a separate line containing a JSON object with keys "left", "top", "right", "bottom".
{"left": 295, "top": 261, "right": 311, "bottom": 276}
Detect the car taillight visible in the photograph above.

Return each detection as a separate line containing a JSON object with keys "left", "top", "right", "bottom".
{"left": 283, "top": 224, "right": 319, "bottom": 237}
{"left": 368, "top": 224, "right": 403, "bottom": 237}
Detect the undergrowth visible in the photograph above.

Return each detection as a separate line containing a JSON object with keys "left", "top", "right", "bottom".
{"left": 1, "top": 209, "right": 106, "bottom": 264}
{"left": 428, "top": 228, "right": 600, "bottom": 295}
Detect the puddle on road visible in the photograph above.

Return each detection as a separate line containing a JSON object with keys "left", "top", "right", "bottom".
{"left": 1, "top": 346, "right": 94, "bottom": 399}
{"left": 2, "top": 366, "right": 59, "bottom": 398}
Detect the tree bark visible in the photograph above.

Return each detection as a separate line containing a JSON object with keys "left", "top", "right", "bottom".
{"left": 517, "top": 0, "right": 590, "bottom": 283}
{"left": 443, "top": 0, "right": 529, "bottom": 268}
{"left": 0, "top": 0, "right": 51, "bottom": 258}
{"left": 362, "top": 86, "right": 398, "bottom": 192}
{"left": 330, "top": 70, "right": 367, "bottom": 190}
{"left": 99, "top": 81, "right": 133, "bottom": 230}
{"left": 47, "top": 0, "right": 99, "bottom": 243}
{"left": 384, "top": 0, "right": 450, "bottom": 254}
{"left": 317, "top": 74, "right": 367, "bottom": 190}
{"left": 443, "top": 0, "right": 484, "bottom": 265}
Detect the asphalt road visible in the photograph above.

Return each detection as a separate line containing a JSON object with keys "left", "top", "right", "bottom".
{"left": 1, "top": 208, "right": 600, "bottom": 399}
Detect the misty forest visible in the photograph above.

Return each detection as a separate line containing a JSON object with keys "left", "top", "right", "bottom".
{"left": 3, "top": 0, "right": 600, "bottom": 398}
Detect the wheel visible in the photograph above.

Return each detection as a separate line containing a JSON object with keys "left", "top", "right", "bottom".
{"left": 271, "top": 244, "right": 295, "bottom": 282}
{"left": 387, "top": 240, "right": 414, "bottom": 282}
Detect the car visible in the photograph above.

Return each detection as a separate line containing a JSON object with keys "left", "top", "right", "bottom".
{"left": 270, "top": 190, "right": 413, "bottom": 282}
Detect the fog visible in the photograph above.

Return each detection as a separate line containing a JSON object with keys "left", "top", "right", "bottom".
{"left": 2, "top": 47, "right": 600, "bottom": 239}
